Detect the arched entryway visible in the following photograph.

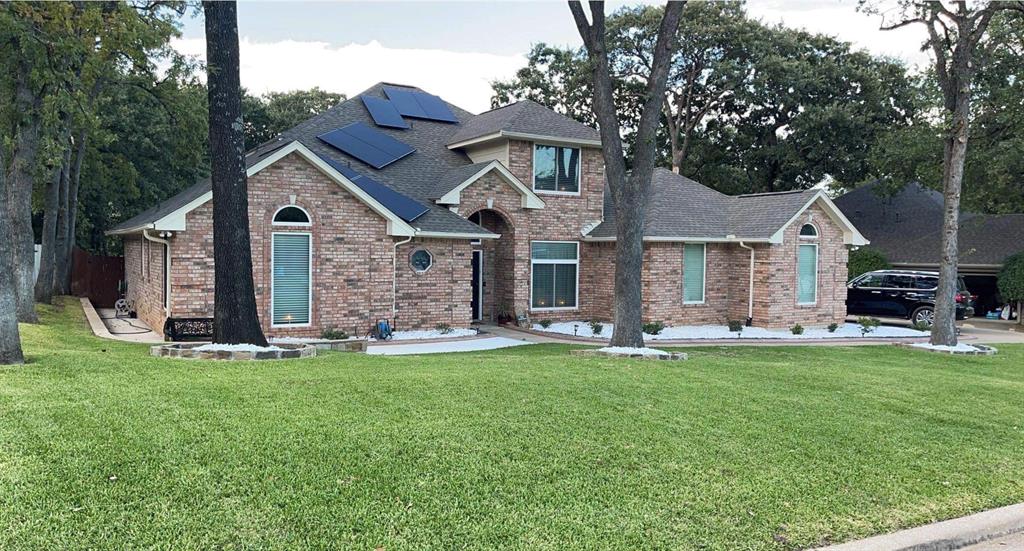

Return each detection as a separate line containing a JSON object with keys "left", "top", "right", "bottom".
{"left": 468, "top": 209, "right": 514, "bottom": 322}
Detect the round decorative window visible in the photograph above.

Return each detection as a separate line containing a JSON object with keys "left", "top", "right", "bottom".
{"left": 410, "top": 249, "right": 433, "bottom": 273}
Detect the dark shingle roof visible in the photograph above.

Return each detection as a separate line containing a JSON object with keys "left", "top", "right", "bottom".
{"left": 835, "top": 180, "right": 1024, "bottom": 266}
{"left": 446, "top": 100, "right": 601, "bottom": 146}
{"left": 430, "top": 162, "right": 493, "bottom": 200}
{"left": 586, "top": 169, "right": 821, "bottom": 240}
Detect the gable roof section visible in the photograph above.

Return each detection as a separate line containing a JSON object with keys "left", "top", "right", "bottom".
{"left": 432, "top": 161, "right": 545, "bottom": 209}
{"left": 584, "top": 168, "right": 868, "bottom": 245}
{"left": 446, "top": 100, "right": 601, "bottom": 148}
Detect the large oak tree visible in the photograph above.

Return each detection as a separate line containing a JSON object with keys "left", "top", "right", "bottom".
{"left": 203, "top": 1, "right": 268, "bottom": 346}
{"left": 569, "top": 0, "right": 685, "bottom": 347}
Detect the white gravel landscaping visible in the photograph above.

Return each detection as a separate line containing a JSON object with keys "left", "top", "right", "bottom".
{"left": 910, "top": 342, "right": 984, "bottom": 353}
{"left": 533, "top": 321, "right": 927, "bottom": 340}
{"left": 385, "top": 328, "right": 478, "bottom": 341}
{"left": 597, "top": 346, "right": 670, "bottom": 356}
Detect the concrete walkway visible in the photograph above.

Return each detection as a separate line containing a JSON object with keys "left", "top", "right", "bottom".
{"left": 816, "top": 502, "right": 1024, "bottom": 551}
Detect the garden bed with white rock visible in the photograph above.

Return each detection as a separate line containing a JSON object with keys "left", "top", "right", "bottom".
{"left": 571, "top": 346, "right": 687, "bottom": 361}
{"left": 899, "top": 342, "right": 998, "bottom": 355}
{"left": 369, "top": 328, "right": 479, "bottom": 343}
{"left": 269, "top": 336, "right": 367, "bottom": 352}
{"left": 533, "top": 321, "right": 927, "bottom": 341}
{"left": 151, "top": 342, "right": 317, "bottom": 360}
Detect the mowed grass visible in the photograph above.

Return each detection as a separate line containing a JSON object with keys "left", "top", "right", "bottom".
{"left": 1, "top": 302, "right": 1023, "bottom": 550}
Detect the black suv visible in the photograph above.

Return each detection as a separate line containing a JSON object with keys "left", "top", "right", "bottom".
{"left": 847, "top": 270, "right": 974, "bottom": 326}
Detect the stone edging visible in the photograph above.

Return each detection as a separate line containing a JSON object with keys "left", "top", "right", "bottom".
{"left": 893, "top": 342, "right": 998, "bottom": 356}
{"left": 571, "top": 349, "right": 688, "bottom": 361}
{"left": 80, "top": 298, "right": 114, "bottom": 340}
{"left": 503, "top": 324, "right": 933, "bottom": 346}
{"left": 151, "top": 343, "right": 317, "bottom": 360}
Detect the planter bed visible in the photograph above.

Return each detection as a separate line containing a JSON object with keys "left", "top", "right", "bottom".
{"left": 151, "top": 342, "right": 317, "bottom": 360}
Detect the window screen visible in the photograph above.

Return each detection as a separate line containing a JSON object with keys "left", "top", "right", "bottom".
{"left": 797, "top": 244, "right": 817, "bottom": 304}
{"left": 683, "top": 243, "right": 705, "bottom": 303}
{"left": 272, "top": 233, "right": 311, "bottom": 325}
{"left": 531, "top": 242, "right": 578, "bottom": 309}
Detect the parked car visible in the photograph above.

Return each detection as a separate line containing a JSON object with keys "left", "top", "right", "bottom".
{"left": 847, "top": 270, "right": 975, "bottom": 326}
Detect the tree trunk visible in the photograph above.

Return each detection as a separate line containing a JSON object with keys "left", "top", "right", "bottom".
{"left": 9, "top": 62, "right": 42, "bottom": 324}
{"left": 204, "top": 1, "right": 269, "bottom": 346}
{"left": 0, "top": 147, "right": 26, "bottom": 364}
{"left": 569, "top": 1, "right": 685, "bottom": 348}
{"left": 53, "top": 146, "right": 72, "bottom": 297}
{"left": 58, "top": 128, "right": 87, "bottom": 295}
{"left": 34, "top": 135, "right": 69, "bottom": 305}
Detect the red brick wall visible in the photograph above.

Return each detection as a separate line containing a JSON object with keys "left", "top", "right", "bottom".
{"left": 123, "top": 235, "right": 168, "bottom": 333}
{"left": 152, "top": 152, "right": 471, "bottom": 338}
{"left": 458, "top": 140, "right": 605, "bottom": 322}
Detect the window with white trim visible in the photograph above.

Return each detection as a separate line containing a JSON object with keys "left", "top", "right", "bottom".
{"left": 530, "top": 241, "right": 578, "bottom": 310}
{"left": 800, "top": 223, "right": 818, "bottom": 238}
{"left": 683, "top": 243, "right": 706, "bottom": 304}
{"left": 533, "top": 144, "right": 580, "bottom": 194}
{"left": 273, "top": 205, "right": 311, "bottom": 226}
{"left": 272, "top": 232, "right": 312, "bottom": 326}
{"left": 797, "top": 244, "right": 818, "bottom": 304}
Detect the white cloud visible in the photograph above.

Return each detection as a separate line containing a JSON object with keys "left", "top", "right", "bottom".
{"left": 171, "top": 37, "right": 526, "bottom": 114}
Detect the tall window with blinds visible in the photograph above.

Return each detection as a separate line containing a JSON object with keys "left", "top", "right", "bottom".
{"left": 272, "top": 233, "right": 312, "bottom": 326}
{"left": 797, "top": 244, "right": 818, "bottom": 304}
{"left": 683, "top": 243, "right": 706, "bottom": 303}
{"left": 530, "top": 241, "right": 578, "bottom": 310}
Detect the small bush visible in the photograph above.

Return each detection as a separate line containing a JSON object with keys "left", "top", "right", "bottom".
{"left": 321, "top": 327, "right": 348, "bottom": 340}
{"left": 790, "top": 324, "right": 804, "bottom": 335}
{"left": 589, "top": 321, "right": 604, "bottom": 336}
{"left": 911, "top": 320, "right": 931, "bottom": 332}
{"left": 827, "top": 323, "right": 839, "bottom": 333}
{"left": 858, "top": 316, "right": 881, "bottom": 337}
{"left": 434, "top": 323, "right": 453, "bottom": 335}
{"left": 642, "top": 321, "right": 665, "bottom": 335}
{"left": 727, "top": 320, "right": 744, "bottom": 333}
{"left": 848, "top": 247, "right": 891, "bottom": 279}
{"left": 539, "top": 319, "right": 553, "bottom": 329}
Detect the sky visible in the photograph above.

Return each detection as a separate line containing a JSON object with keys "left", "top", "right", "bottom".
{"left": 174, "top": 1, "right": 932, "bottom": 114}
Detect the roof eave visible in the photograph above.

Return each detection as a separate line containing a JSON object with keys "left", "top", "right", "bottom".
{"left": 447, "top": 130, "right": 601, "bottom": 150}
{"left": 435, "top": 160, "right": 545, "bottom": 210}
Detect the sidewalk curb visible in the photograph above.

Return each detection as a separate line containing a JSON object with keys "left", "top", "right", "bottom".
{"left": 815, "top": 502, "right": 1024, "bottom": 551}
{"left": 80, "top": 298, "right": 115, "bottom": 340}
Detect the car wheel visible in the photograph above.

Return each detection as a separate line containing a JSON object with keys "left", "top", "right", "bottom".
{"left": 911, "top": 306, "right": 935, "bottom": 327}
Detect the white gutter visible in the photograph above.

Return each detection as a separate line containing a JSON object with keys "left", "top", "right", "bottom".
{"left": 392, "top": 235, "right": 414, "bottom": 322}
{"left": 142, "top": 228, "right": 171, "bottom": 315}
{"left": 738, "top": 241, "right": 755, "bottom": 325}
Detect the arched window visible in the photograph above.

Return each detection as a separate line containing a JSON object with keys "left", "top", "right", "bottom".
{"left": 800, "top": 223, "right": 818, "bottom": 238}
{"left": 273, "top": 205, "right": 311, "bottom": 226}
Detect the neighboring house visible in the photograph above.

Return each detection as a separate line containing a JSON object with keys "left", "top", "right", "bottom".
{"left": 107, "top": 83, "right": 867, "bottom": 338}
{"left": 836, "top": 180, "right": 1024, "bottom": 313}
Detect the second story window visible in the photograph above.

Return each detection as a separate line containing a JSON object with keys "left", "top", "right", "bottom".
{"left": 533, "top": 144, "right": 580, "bottom": 194}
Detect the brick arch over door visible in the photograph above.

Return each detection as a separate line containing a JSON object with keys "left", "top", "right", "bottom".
{"left": 468, "top": 208, "right": 516, "bottom": 322}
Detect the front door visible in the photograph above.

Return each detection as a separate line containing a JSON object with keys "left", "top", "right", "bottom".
{"left": 471, "top": 250, "right": 483, "bottom": 321}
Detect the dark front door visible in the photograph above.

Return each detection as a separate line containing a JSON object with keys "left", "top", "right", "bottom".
{"left": 471, "top": 250, "right": 482, "bottom": 321}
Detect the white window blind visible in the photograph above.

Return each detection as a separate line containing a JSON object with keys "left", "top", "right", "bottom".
{"left": 798, "top": 244, "right": 817, "bottom": 304}
{"left": 272, "top": 233, "right": 311, "bottom": 325}
{"left": 683, "top": 243, "right": 706, "bottom": 303}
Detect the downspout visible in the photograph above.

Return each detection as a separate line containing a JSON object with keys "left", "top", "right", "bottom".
{"left": 738, "top": 241, "right": 754, "bottom": 326}
{"left": 392, "top": 235, "right": 413, "bottom": 325}
{"left": 142, "top": 228, "right": 171, "bottom": 315}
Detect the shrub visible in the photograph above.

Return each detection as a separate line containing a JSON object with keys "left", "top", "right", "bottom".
{"left": 911, "top": 320, "right": 931, "bottom": 332}
{"left": 998, "top": 252, "right": 1024, "bottom": 324}
{"left": 858, "top": 316, "right": 881, "bottom": 337}
{"left": 589, "top": 321, "right": 604, "bottom": 336}
{"left": 321, "top": 327, "right": 348, "bottom": 340}
{"left": 848, "top": 247, "right": 891, "bottom": 279}
{"left": 642, "top": 321, "right": 665, "bottom": 335}
{"left": 434, "top": 323, "right": 453, "bottom": 335}
{"left": 827, "top": 323, "right": 839, "bottom": 333}
{"left": 727, "top": 320, "right": 744, "bottom": 333}
{"left": 539, "top": 319, "right": 553, "bottom": 329}
{"left": 790, "top": 324, "right": 804, "bottom": 335}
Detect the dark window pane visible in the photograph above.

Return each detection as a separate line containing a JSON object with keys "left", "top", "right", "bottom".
{"left": 915, "top": 277, "right": 938, "bottom": 289}
{"left": 274, "top": 206, "right": 310, "bottom": 224}
{"left": 531, "top": 242, "right": 577, "bottom": 260}
{"left": 532, "top": 264, "right": 554, "bottom": 308}
{"left": 554, "top": 264, "right": 577, "bottom": 308}
{"left": 887, "top": 275, "right": 915, "bottom": 289}
{"left": 556, "top": 147, "right": 580, "bottom": 193}
{"left": 800, "top": 223, "right": 817, "bottom": 237}
{"left": 533, "top": 145, "right": 557, "bottom": 191}
{"left": 857, "top": 274, "right": 886, "bottom": 287}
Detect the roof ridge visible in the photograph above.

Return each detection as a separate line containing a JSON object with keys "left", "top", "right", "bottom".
{"left": 736, "top": 188, "right": 816, "bottom": 198}
{"left": 471, "top": 100, "right": 523, "bottom": 117}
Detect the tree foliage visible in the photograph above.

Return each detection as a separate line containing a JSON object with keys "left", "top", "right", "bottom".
{"left": 998, "top": 253, "right": 1024, "bottom": 303}
{"left": 242, "top": 87, "right": 345, "bottom": 148}
{"left": 493, "top": 2, "right": 915, "bottom": 194}
{"left": 847, "top": 247, "right": 891, "bottom": 279}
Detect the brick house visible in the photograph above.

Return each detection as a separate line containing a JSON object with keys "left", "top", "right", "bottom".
{"left": 107, "top": 83, "right": 867, "bottom": 338}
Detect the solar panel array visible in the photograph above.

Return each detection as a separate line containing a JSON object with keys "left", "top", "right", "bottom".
{"left": 317, "top": 122, "right": 415, "bottom": 169}
{"left": 382, "top": 86, "right": 459, "bottom": 123}
{"left": 318, "top": 155, "right": 430, "bottom": 222}
{"left": 361, "top": 96, "right": 410, "bottom": 129}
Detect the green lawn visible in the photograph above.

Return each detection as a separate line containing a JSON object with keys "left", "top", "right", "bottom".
{"left": 2, "top": 302, "right": 1023, "bottom": 550}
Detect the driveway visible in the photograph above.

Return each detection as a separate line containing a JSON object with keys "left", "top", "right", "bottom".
{"left": 848, "top": 316, "right": 1024, "bottom": 345}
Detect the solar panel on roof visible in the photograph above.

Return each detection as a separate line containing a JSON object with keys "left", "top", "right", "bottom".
{"left": 382, "top": 86, "right": 458, "bottom": 123}
{"left": 319, "top": 155, "right": 429, "bottom": 222}
{"left": 317, "top": 122, "right": 415, "bottom": 169}
{"left": 361, "top": 96, "right": 410, "bottom": 129}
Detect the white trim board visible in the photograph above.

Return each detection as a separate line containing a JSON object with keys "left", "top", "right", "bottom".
{"left": 447, "top": 130, "right": 601, "bottom": 151}
{"left": 769, "top": 191, "right": 869, "bottom": 246}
